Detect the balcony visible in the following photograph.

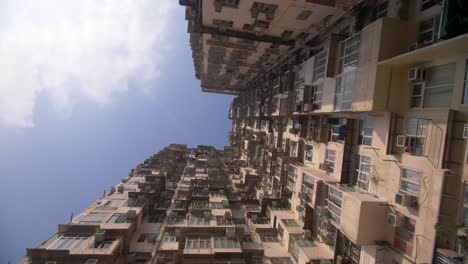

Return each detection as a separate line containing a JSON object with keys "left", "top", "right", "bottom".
{"left": 325, "top": 184, "right": 388, "bottom": 245}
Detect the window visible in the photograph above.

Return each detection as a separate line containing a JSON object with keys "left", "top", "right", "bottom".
{"left": 410, "top": 82, "right": 424, "bottom": 108}
{"left": 100, "top": 199, "right": 126, "bottom": 207}
{"left": 295, "top": 83, "right": 305, "bottom": 111}
{"left": 186, "top": 236, "right": 211, "bottom": 249}
{"left": 92, "top": 240, "right": 114, "bottom": 248}
{"left": 334, "top": 70, "right": 355, "bottom": 110}
{"left": 79, "top": 213, "right": 109, "bottom": 224}
{"left": 325, "top": 149, "right": 336, "bottom": 169}
{"left": 313, "top": 50, "right": 327, "bottom": 81}
{"left": 305, "top": 144, "right": 313, "bottom": 162}
{"left": 330, "top": 124, "right": 347, "bottom": 142}
{"left": 251, "top": 2, "right": 278, "bottom": 19}
{"left": 463, "top": 182, "right": 468, "bottom": 226}
{"left": 462, "top": 60, "right": 468, "bottom": 104}
{"left": 376, "top": 1, "right": 388, "bottom": 19}
{"left": 339, "top": 34, "right": 360, "bottom": 71}
{"left": 211, "top": 202, "right": 223, "bottom": 209}
{"left": 297, "top": 63, "right": 306, "bottom": 81}
{"left": 420, "top": 0, "right": 439, "bottom": 11}
{"left": 282, "top": 219, "right": 300, "bottom": 227}
{"left": 303, "top": 173, "right": 314, "bottom": 187}
{"left": 418, "top": 15, "right": 440, "bottom": 46}
{"left": 189, "top": 216, "right": 209, "bottom": 225}
{"left": 213, "top": 236, "right": 241, "bottom": 248}
{"left": 260, "top": 233, "right": 279, "bottom": 242}
{"left": 214, "top": 0, "right": 240, "bottom": 11}
{"left": 137, "top": 233, "right": 155, "bottom": 243}
{"left": 163, "top": 233, "right": 177, "bottom": 243}
{"left": 107, "top": 213, "right": 128, "bottom": 223}
{"left": 148, "top": 214, "right": 164, "bottom": 223}
{"left": 422, "top": 63, "right": 455, "bottom": 108}
{"left": 47, "top": 235, "right": 88, "bottom": 249}
{"left": 289, "top": 167, "right": 297, "bottom": 179}
{"left": 290, "top": 141, "right": 298, "bottom": 157}
{"left": 404, "top": 118, "right": 428, "bottom": 155}
{"left": 355, "top": 155, "right": 372, "bottom": 190}
{"left": 296, "top": 10, "right": 313, "bottom": 20}
{"left": 270, "top": 257, "right": 294, "bottom": 264}
{"left": 400, "top": 168, "right": 422, "bottom": 196}
{"left": 233, "top": 218, "right": 246, "bottom": 224}
{"left": 213, "top": 19, "right": 234, "bottom": 28}
{"left": 216, "top": 216, "right": 233, "bottom": 225}
{"left": 358, "top": 117, "right": 374, "bottom": 145}
{"left": 127, "top": 199, "right": 145, "bottom": 207}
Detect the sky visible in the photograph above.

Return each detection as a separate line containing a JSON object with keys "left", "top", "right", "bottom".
{"left": 0, "top": 1, "right": 233, "bottom": 262}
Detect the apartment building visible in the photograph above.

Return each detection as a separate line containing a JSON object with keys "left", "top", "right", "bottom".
{"left": 181, "top": 0, "right": 468, "bottom": 263}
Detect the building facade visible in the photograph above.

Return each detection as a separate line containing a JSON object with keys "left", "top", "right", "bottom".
{"left": 21, "top": 0, "right": 468, "bottom": 263}
{"left": 180, "top": 0, "right": 468, "bottom": 263}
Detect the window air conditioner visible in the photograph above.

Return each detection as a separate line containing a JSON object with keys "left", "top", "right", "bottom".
{"left": 387, "top": 213, "right": 403, "bottom": 227}
{"left": 395, "top": 192, "right": 418, "bottom": 208}
{"left": 127, "top": 209, "right": 137, "bottom": 220}
{"left": 395, "top": 135, "right": 406, "bottom": 148}
{"left": 408, "top": 67, "right": 424, "bottom": 81}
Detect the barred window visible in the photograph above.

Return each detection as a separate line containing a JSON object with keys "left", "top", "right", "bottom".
{"left": 213, "top": 236, "right": 240, "bottom": 248}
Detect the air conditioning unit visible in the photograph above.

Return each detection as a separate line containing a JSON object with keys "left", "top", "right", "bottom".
{"left": 302, "top": 229, "right": 312, "bottom": 239}
{"left": 395, "top": 193, "right": 418, "bottom": 208}
{"left": 85, "top": 259, "right": 99, "bottom": 264}
{"left": 303, "top": 103, "right": 311, "bottom": 111}
{"left": 95, "top": 229, "right": 106, "bottom": 242}
{"left": 395, "top": 135, "right": 406, "bottom": 147}
{"left": 408, "top": 67, "right": 424, "bottom": 81}
{"left": 387, "top": 213, "right": 403, "bottom": 227}
{"left": 127, "top": 209, "right": 137, "bottom": 220}
{"left": 296, "top": 205, "right": 304, "bottom": 212}
{"left": 226, "top": 227, "right": 236, "bottom": 238}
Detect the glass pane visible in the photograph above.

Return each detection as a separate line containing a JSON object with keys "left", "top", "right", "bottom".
{"left": 402, "top": 169, "right": 421, "bottom": 183}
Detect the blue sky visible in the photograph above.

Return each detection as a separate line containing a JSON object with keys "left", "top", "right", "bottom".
{"left": 0, "top": 2, "right": 233, "bottom": 262}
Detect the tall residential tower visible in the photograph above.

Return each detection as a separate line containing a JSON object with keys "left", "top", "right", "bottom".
{"left": 21, "top": 0, "right": 468, "bottom": 263}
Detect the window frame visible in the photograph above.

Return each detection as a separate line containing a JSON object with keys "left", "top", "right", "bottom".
{"left": 358, "top": 117, "right": 374, "bottom": 146}
{"left": 305, "top": 144, "right": 314, "bottom": 162}
{"left": 355, "top": 154, "right": 372, "bottom": 191}
{"left": 107, "top": 213, "right": 128, "bottom": 224}
{"left": 47, "top": 235, "right": 88, "bottom": 250}
{"left": 399, "top": 168, "right": 422, "bottom": 197}
{"left": 313, "top": 50, "right": 327, "bottom": 82}
{"left": 376, "top": 0, "right": 388, "bottom": 19}
{"left": 334, "top": 70, "right": 355, "bottom": 111}
{"left": 325, "top": 149, "right": 336, "bottom": 169}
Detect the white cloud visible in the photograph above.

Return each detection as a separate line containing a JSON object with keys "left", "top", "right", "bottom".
{"left": 0, "top": 0, "right": 176, "bottom": 128}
